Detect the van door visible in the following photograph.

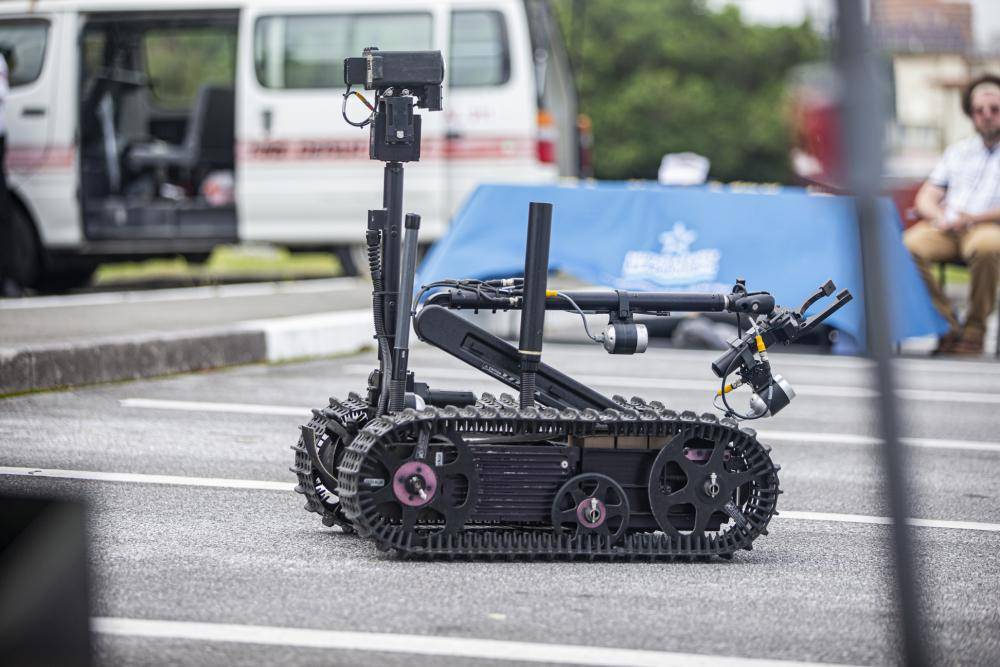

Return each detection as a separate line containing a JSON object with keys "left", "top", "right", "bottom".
{"left": 443, "top": 0, "right": 573, "bottom": 222}
{"left": 237, "top": 4, "right": 446, "bottom": 248}
{"left": 77, "top": 11, "right": 239, "bottom": 247}
{"left": 523, "top": 0, "right": 579, "bottom": 178}
{"left": 0, "top": 12, "right": 84, "bottom": 258}
{"left": 1, "top": 17, "right": 58, "bottom": 174}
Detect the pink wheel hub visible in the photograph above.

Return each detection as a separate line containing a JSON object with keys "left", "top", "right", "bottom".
{"left": 576, "top": 497, "right": 607, "bottom": 529}
{"left": 392, "top": 461, "right": 438, "bottom": 507}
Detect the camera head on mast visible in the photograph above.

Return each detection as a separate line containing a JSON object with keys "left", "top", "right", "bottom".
{"left": 343, "top": 47, "right": 445, "bottom": 163}
{"left": 344, "top": 47, "right": 444, "bottom": 110}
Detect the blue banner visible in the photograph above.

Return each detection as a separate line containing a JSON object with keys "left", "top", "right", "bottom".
{"left": 417, "top": 182, "right": 947, "bottom": 350}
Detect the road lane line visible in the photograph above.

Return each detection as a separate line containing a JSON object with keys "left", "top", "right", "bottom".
{"left": 776, "top": 511, "right": 1000, "bottom": 532}
{"left": 0, "top": 277, "right": 363, "bottom": 310}
{"left": 91, "top": 616, "right": 859, "bottom": 667}
{"left": 756, "top": 431, "right": 1000, "bottom": 454}
{"left": 120, "top": 398, "right": 305, "bottom": 416}
{"left": 518, "top": 343, "right": 1000, "bottom": 375}
{"left": 3, "top": 467, "right": 999, "bottom": 533}
{"left": 0, "top": 467, "right": 293, "bottom": 491}
{"left": 118, "top": 398, "right": 1000, "bottom": 454}
{"left": 344, "top": 364, "right": 1000, "bottom": 404}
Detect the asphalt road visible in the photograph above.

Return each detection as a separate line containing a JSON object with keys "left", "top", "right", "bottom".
{"left": 2, "top": 343, "right": 999, "bottom": 666}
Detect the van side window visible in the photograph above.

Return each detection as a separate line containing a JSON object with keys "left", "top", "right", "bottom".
{"left": 0, "top": 19, "right": 49, "bottom": 87}
{"left": 450, "top": 11, "right": 510, "bottom": 87}
{"left": 254, "top": 13, "right": 433, "bottom": 90}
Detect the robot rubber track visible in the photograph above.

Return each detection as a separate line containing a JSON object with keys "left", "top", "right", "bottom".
{"left": 335, "top": 394, "right": 781, "bottom": 561}
{"left": 290, "top": 393, "right": 369, "bottom": 531}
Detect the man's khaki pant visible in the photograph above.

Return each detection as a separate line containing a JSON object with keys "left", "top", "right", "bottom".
{"left": 902, "top": 221, "right": 1000, "bottom": 336}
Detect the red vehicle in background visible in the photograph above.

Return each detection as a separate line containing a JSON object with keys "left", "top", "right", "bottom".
{"left": 788, "top": 64, "right": 924, "bottom": 228}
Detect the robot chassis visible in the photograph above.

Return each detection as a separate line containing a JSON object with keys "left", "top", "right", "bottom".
{"left": 291, "top": 49, "right": 853, "bottom": 560}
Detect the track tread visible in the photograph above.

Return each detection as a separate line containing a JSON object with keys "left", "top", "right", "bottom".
{"left": 337, "top": 397, "right": 779, "bottom": 560}
{"left": 291, "top": 393, "right": 369, "bottom": 531}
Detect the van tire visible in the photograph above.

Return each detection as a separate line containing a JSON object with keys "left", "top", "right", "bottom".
{"left": 36, "top": 264, "right": 98, "bottom": 292}
{"left": 5, "top": 204, "right": 42, "bottom": 288}
{"left": 333, "top": 244, "right": 370, "bottom": 279}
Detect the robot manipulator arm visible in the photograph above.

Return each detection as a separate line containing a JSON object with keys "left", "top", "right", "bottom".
{"left": 711, "top": 280, "right": 852, "bottom": 419}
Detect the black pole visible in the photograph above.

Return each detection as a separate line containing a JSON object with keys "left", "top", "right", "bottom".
{"left": 518, "top": 202, "right": 553, "bottom": 408}
{"left": 389, "top": 213, "right": 421, "bottom": 412}
{"left": 382, "top": 161, "right": 405, "bottom": 347}
{"left": 835, "top": 2, "right": 930, "bottom": 665}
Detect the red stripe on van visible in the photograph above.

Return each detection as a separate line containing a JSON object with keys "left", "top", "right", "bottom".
{"left": 237, "top": 139, "right": 369, "bottom": 161}
{"left": 425, "top": 137, "right": 533, "bottom": 159}
{"left": 238, "top": 136, "right": 535, "bottom": 162}
{"left": 6, "top": 146, "right": 75, "bottom": 170}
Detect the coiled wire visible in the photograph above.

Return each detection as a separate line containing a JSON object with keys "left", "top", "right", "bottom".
{"left": 367, "top": 232, "right": 393, "bottom": 416}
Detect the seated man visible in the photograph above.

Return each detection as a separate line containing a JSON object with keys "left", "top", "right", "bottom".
{"left": 904, "top": 74, "right": 1000, "bottom": 355}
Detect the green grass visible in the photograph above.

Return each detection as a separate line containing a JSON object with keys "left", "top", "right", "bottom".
{"left": 94, "top": 245, "right": 343, "bottom": 286}
{"left": 941, "top": 263, "right": 969, "bottom": 285}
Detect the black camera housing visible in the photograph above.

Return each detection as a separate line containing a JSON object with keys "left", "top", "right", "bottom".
{"left": 371, "top": 97, "right": 422, "bottom": 162}
{"left": 343, "top": 48, "right": 444, "bottom": 162}
{"left": 344, "top": 48, "right": 444, "bottom": 111}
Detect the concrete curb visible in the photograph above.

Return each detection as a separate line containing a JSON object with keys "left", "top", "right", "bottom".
{"left": 0, "top": 309, "right": 373, "bottom": 395}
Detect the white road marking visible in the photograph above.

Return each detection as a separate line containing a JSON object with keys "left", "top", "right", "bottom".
{"left": 496, "top": 342, "right": 1000, "bottom": 374}
{"left": 344, "top": 364, "right": 1000, "bottom": 404}
{"left": 118, "top": 397, "right": 1000, "bottom": 454}
{"left": 119, "top": 398, "right": 306, "bottom": 416}
{"left": 91, "top": 616, "right": 859, "bottom": 667}
{"left": 3, "top": 467, "right": 999, "bottom": 533}
{"left": 777, "top": 511, "right": 1000, "bottom": 533}
{"left": 756, "top": 430, "right": 1000, "bottom": 454}
{"left": 0, "top": 277, "right": 362, "bottom": 310}
{"left": 0, "top": 467, "right": 293, "bottom": 491}
{"left": 894, "top": 357, "right": 1000, "bottom": 375}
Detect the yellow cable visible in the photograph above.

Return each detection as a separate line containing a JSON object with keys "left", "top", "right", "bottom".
{"left": 353, "top": 91, "right": 374, "bottom": 111}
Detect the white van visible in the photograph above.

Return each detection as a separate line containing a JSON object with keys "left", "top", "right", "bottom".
{"left": 0, "top": 0, "right": 580, "bottom": 287}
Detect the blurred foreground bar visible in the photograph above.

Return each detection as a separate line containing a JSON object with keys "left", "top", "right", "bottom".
{"left": 0, "top": 495, "right": 92, "bottom": 666}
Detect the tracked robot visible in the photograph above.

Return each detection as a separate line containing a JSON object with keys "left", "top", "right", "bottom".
{"left": 291, "top": 49, "right": 853, "bottom": 560}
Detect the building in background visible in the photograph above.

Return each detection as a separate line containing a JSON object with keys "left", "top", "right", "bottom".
{"left": 772, "top": 0, "right": 999, "bottom": 215}
{"left": 873, "top": 0, "right": 1000, "bottom": 185}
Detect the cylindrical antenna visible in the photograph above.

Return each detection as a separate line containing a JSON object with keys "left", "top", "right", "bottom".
{"left": 518, "top": 202, "right": 553, "bottom": 408}
{"left": 381, "top": 162, "right": 404, "bottom": 349}
{"left": 389, "top": 213, "right": 421, "bottom": 412}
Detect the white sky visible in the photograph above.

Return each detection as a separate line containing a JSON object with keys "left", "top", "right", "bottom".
{"left": 707, "top": 0, "right": 1000, "bottom": 49}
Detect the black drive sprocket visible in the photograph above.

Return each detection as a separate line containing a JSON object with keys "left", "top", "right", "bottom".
{"left": 291, "top": 393, "right": 370, "bottom": 531}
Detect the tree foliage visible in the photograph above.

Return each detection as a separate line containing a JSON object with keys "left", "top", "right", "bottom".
{"left": 144, "top": 28, "right": 237, "bottom": 109}
{"left": 553, "top": 0, "right": 826, "bottom": 182}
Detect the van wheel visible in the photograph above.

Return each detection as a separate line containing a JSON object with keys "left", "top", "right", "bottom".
{"left": 36, "top": 264, "right": 98, "bottom": 292}
{"left": 5, "top": 205, "right": 42, "bottom": 287}
{"left": 333, "top": 244, "right": 370, "bottom": 279}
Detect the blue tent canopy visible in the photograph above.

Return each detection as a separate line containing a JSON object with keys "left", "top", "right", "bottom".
{"left": 417, "top": 182, "right": 947, "bottom": 350}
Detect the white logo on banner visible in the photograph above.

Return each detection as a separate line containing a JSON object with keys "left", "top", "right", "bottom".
{"left": 620, "top": 222, "right": 721, "bottom": 287}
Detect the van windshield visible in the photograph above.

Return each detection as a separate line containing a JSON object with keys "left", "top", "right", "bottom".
{"left": 254, "top": 13, "right": 433, "bottom": 89}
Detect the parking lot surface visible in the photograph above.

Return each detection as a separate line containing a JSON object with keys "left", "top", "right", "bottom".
{"left": 2, "top": 343, "right": 999, "bottom": 666}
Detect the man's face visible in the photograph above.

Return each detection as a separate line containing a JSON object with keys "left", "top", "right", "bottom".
{"left": 970, "top": 84, "right": 1000, "bottom": 144}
